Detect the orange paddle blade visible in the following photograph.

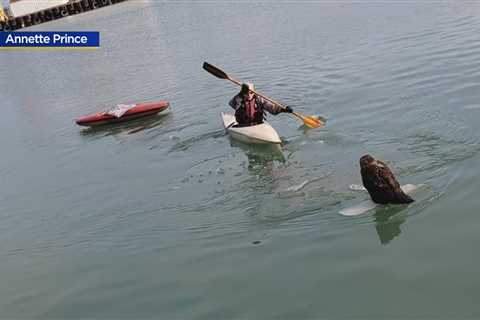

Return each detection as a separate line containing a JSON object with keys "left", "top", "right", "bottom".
{"left": 293, "top": 112, "right": 324, "bottom": 128}
{"left": 303, "top": 116, "right": 324, "bottom": 128}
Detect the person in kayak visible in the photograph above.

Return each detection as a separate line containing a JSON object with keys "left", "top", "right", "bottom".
{"left": 229, "top": 83, "right": 293, "bottom": 126}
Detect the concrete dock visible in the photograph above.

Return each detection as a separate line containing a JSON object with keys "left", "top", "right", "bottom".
{"left": 1, "top": 0, "right": 128, "bottom": 31}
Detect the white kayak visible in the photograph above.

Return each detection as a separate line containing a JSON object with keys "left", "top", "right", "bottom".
{"left": 339, "top": 184, "right": 421, "bottom": 217}
{"left": 221, "top": 112, "right": 282, "bottom": 144}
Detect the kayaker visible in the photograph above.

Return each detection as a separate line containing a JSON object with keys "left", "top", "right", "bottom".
{"left": 229, "top": 83, "right": 293, "bottom": 126}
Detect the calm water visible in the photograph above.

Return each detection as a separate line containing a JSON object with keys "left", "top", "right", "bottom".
{"left": 2, "top": 1, "right": 480, "bottom": 318}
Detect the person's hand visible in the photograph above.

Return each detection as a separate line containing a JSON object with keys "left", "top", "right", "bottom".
{"left": 284, "top": 106, "right": 293, "bottom": 113}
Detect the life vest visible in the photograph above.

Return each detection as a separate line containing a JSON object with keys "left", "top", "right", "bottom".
{"left": 235, "top": 96, "right": 265, "bottom": 126}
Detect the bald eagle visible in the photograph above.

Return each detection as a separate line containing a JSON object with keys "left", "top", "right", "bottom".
{"left": 360, "top": 155, "right": 414, "bottom": 204}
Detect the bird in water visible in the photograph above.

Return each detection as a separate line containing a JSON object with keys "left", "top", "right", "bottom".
{"left": 360, "top": 154, "right": 414, "bottom": 204}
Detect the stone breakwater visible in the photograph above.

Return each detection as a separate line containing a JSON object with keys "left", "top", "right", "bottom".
{"left": 0, "top": 0, "right": 128, "bottom": 31}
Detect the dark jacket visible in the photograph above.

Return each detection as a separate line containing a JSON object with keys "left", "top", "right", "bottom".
{"left": 229, "top": 93, "right": 282, "bottom": 126}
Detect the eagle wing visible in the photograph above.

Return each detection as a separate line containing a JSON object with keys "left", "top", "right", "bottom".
{"left": 361, "top": 164, "right": 386, "bottom": 190}
{"left": 376, "top": 161, "right": 402, "bottom": 191}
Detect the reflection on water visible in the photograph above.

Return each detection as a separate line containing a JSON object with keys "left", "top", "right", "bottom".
{"left": 229, "top": 139, "right": 285, "bottom": 164}
{"left": 79, "top": 113, "right": 172, "bottom": 137}
{"left": 373, "top": 207, "right": 408, "bottom": 245}
{"left": 230, "top": 139, "right": 286, "bottom": 197}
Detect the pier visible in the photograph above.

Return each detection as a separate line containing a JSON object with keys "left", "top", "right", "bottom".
{"left": 0, "top": 0, "right": 128, "bottom": 31}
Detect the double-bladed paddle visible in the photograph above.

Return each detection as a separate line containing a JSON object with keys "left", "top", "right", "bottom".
{"left": 202, "top": 62, "right": 324, "bottom": 128}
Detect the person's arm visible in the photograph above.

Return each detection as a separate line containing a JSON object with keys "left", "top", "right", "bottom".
{"left": 258, "top": 96, "right": 293, "bottom": 115}
{"left": 229, "top": 94, "right": 241, "bottom": 111}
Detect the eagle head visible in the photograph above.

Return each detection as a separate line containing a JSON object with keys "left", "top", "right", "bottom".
{"left": 360, "top": 154, "right": 376, "bottom": 169}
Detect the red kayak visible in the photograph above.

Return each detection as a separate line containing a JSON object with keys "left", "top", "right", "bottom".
{"left": 75, "top": 101, "right": 169, "bottom": 127}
